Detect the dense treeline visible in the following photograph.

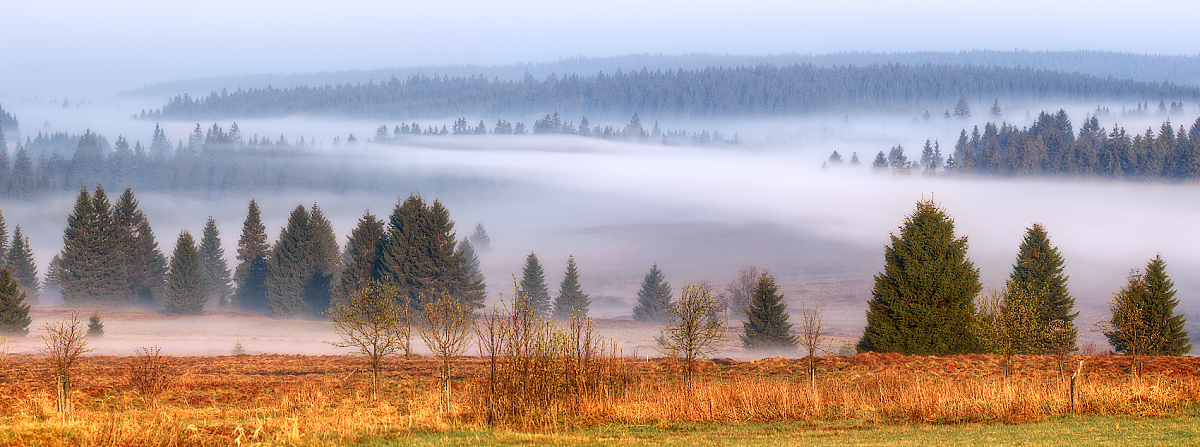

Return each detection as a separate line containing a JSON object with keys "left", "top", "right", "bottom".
{"left": 125, "top": 51, "right": 1200, "bottom": 99}
{"left": 0, "top": 122, "right": 494, "bottom": 198}
{"left": 145, "top": 64, "right": 1200, "bottom": 120}
{"left": 844, "top": 112, "right": 1200, "bottom": 181}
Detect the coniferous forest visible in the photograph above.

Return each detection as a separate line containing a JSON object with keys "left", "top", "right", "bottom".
{"left": 144, "top": 64, "right": 1200, "bottom": 120}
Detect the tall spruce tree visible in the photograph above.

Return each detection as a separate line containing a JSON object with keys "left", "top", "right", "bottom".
{"left": 377, "top": 194, "right": 468, "bottom": 310}
{"left": 234, "top": 199, "right": 270, "bottom": 311}
{"left": 1008, "top": 223, "right": 1076, "bottom": 352}
{"left": 633, "top": 264, "right": 672, "bottom": 322}
{"left": 742, "top": 273, "right": 798, "bottom": 350}
{"left": 5, "top": 226, "right": 38, "bottom": 302}
{"left": 553, "top": 255, "right": 590, "bottom": 319}
{"left": 266, "top": 204, "right": 340, "bottom": 317}
{"left": 115, "top": 188, "right": 166, "bottom": 305}
{"left": 858, "top": 199, "right": 982, "bottom": 355}
{"left": 1105, "top": 255, "right": 1191, "bottom": 356}
{"left": 56, "top": 187, "right": 130, "bottom": 304}
{"left": 517, "top": 252, "right": 551, "bottom": 315}
{"left": 454, "top": 238, "right": 486, "bottom": 310}
{"left": 199, "top": 217, "right": 233, "bottom": 308}
{"left": 0, "top": 268, "right": 30, "bottom": 334}
{"left": 341, "top": 211, "right": 386, "bottom": 303}
{"left": 165, "top": 231, "right": 205, "bottom": 314}
{"left": 0, "top": 209, "right": 8, "bottom": 265}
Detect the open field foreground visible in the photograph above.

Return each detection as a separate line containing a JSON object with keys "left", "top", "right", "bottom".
{"left": 1, "top": 353, "right": 1199, "bottom": 446}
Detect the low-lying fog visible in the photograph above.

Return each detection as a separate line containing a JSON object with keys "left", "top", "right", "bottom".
{"left": 2, "top": 101, "right": 1198, "bottom": 357}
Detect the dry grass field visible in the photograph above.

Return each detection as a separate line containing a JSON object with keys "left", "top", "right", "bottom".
{"left": 1, "top": 351, "right": 1198, "bottom": 446}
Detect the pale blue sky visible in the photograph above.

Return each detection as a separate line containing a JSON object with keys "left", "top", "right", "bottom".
{"left": 3, "top": 0, "right": 1200, "bottom": 96}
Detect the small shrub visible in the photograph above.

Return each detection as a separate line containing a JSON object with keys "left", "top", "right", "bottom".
{"left": 87, "top": 312, "right": 104, "bottom": 338}
{"left": 232, "top": 340, "right": 247, "bottom": 356}
{"left": 127, "top": 347, "right": 175, "bottom": 408}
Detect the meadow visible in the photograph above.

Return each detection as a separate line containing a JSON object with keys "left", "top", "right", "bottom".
{"left": 1, "top": 349, "right": 1197, "bottom": 446}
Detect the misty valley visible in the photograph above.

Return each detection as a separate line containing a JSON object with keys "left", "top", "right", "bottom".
{"left": 2, "top": 51, "right": 1200, "bottom": 446}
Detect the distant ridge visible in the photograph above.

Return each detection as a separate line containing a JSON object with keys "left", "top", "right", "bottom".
{"left": 125, "top": 51, "right": 1200, "bottom": 98}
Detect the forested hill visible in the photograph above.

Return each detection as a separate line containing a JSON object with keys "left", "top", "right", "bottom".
{"left": 127, "top": 51, "right": 1200, "bottom": 98}
{"left": 146, "top": 64, "right": 1200, "bottom": 121}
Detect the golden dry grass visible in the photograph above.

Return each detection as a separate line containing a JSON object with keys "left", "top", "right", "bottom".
{"left": 0, "top": 353, "right": 1197, "bottom": 446}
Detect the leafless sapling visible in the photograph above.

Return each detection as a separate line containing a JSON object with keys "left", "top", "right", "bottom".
{"left": 327, "top": 280, "right": 409, "bottom": 400}
{"left": 798, "top": 304, "right": 826, "bottom": 391}
{"left": 419, "top": 292, "right": 474, "bottom": 413}
{"left": 127, "top": 346, "right": 176, "bottom": 408}
{"left": 656, "top": 282, "right": 726, "bottom": 386}
{"left": 40, "top": 313, "right": 92, "bottom": 423}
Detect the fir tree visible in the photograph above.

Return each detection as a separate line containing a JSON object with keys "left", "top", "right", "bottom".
{"left": 0, "top": 268, "right": 31, "bottom": 335}
{"left": 115, "top": 188, "right": 165, "bottom": 305}
{"left": 199, "top": 217, "right": 233, "bottom": 308}
{"left": 341, "top": 211, "right": 386, "bottom": 303}
{"left": 470, "top": 223, "right": 491, "bottom": 253}
{"left": 5, "top": 226, "right": 39, "bottom": 302}
{"left": 1008, "top": 223, "right": 1076, "bottom": 352}
{"left": 741, "top": 273, "right": 797, "bottom": 350}
{"left": 517, "top": 252, "right": 550, "bottom": 315}
{"left": 455, "top": 238, "right": 486, "bottom": 310}
{"left": 633, "top": 264, "right": 672, "bottom": 322}
{"left": 234, "top": 199, "right": 270, "bottom": 311}
{"left": 307, "top": 204, "right": 342, "bottom": 314}
{"left": 266, "top": 204, "right": 339, "bottom": 317}
{"left": 858, "top": 199, "right": 982, "bottom": 355}
{"left": 553, "top": 255, "right": 590, "bottom": 319}
{"left": 165, "top": 231, "right": 205, "bottom": 315}
{"left": 0, "top": 208, "right": 8, "bottom": 265}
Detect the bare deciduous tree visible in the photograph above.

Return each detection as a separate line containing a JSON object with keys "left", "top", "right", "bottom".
{"left": 721, "top": 265, "right": 759, "bottom": 319}
{"left": 419, "top": 292, "right": 474, "bottom": 413}
{"left": 127, "top": 346, "right": 176, "bottom": 408}
{"left": 798, "top": 304, "right": 826, "bottom": 391}
{"left": 327, "top": 280, "right": 410, "bottom": 400}
{"left": 40, "top": 313, "right": 92, "bottom": 423}
{"left": 974, "top": 286, "right": 1042, "bottom": 379}
{"left": 657, "top": 282, "right": 726, "bottom": 386}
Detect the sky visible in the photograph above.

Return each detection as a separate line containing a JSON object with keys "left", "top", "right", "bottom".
{"left": 4, "top": 0, "right": 1200, "bottom": 97}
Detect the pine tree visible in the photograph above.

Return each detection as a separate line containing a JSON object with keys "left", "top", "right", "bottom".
{"left": 115, "top": 188, "right": 165, "bottom": 305}
{"left": 0, "top": 268, "right": 31, "bottom": 334}
{"left": 741, "top": 273, "right": 797, "bottom": 350}
{"left": 517, "top": 252, "right": 550, "bottom": 315}
{"left": 199, "top": 217, "right": 233, "bottom": 308}
{"left": 553, "top": 255, "right": 589, "bottom": 319}
{"left": 165, "top": 231, "right": 205, "bottom": 314}
{"left": 5, "top": 226, "right": 39, "bottom": 302}
{"left": 633, "top": 264, "right": 672, "bottom": 322}
{"left": 858, "top": 199, "right": 982, "bottom": 355}
{"left": 234, "top": 199, "right": 270, "bottom": 311}
{"left": 1008, "top": 223, "right": 1076, "bottom": 352}
{"left": 455, "top": 238, "right": 486, "bottom": 310}
{"left": 341, "top": 211, "right": 386, "bottom": 303}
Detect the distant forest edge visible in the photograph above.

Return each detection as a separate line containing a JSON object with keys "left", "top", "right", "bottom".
{"left": 143, "top": 64, "right": 1200, "bottom": 120}
{"left": 126, "top": 51, "right": 1200, "bottom": 98}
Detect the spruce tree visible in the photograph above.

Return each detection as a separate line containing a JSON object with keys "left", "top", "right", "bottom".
{"left": 165, "top": 231, "right": 205, "bottom": 315}
{"left": 0, "top": 208, "right": 9, "bottom": 265}
{"left": 517, "top": 252, "right": 550, "bottom": 315}
{"left": 377, "top": 194, "right": 467, "bottom": 310}
{"left": 199, "top": 217, "right": 233, "bottom": 308}
{"left": 1008, "top": 223, "right": 1076, "bottom": 352}
{"left": 741, "top": 273, "right": 798, "bottom": 350}
{"left": 553, "top": 255, "right": 589, "bottom": 319}
{"left": 57, "top": 187, "right": 130, "bottom": 304}
{"left": 5, "top": 226, "right": 39, "bottom": 302}
{"left": 307, "top": 204, "right": 341, "bottom": 314}
{"left": 0, "top": 268, "right": 31, "bottom": 335}
{"left": 470, "top": 223, "right": 491, "bottom": 253}
{"left": 858, "top": 199, "right": 982, "bottom": 355}
{"left": 633, "top": 264, "right": 672, "bottom": 322}
{"left": 341, "top": 211, "right": 386, "bottom": 302}
{"left": 265, "top": 204, "right": 340, "bottom": 317}
{"left": 115, "top": 188, "right": 166, "bottom": 305}
{"left": 455, "top": 238, "right": 486, "bottom": 310}
{"left": 1107, "top": 255, "right": 1192, "bottom": 356}
{"left": 234, "top": 199, "right": 270, "bottom": 311}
